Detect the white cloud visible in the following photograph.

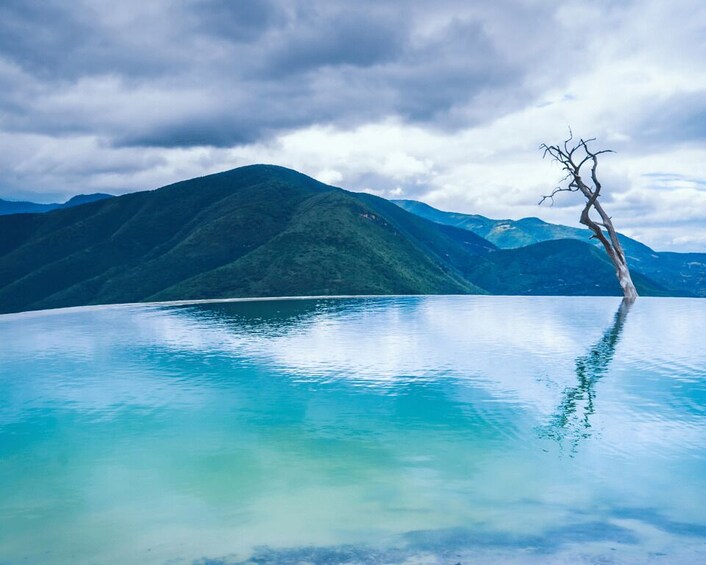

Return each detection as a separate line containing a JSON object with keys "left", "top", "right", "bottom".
{"left": 314, "top": 168, "right": 343, "bottom": 185}
{"left": 1, "top": 0, "right": 705, "bottom": 251}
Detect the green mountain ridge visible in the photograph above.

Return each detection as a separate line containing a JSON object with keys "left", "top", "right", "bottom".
{"left": 394, "top": 199, "right": 706, "bottom": 297}
{"left": 0, "top": 165, "right": 683, "bottom": 314}
{"left": 0, "top": 166, "right": 488, "bottom": 313}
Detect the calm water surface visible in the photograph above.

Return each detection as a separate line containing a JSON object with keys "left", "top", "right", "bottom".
{"left": 1, "top": 296, "right": 705, "bottom": 564}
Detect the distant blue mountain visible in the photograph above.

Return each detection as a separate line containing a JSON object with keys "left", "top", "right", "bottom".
{"left": 0, "top": 193, "right": 113, "bottom": 215}
{"left": 394, "top": 199, "right": 706, "bottom": 297}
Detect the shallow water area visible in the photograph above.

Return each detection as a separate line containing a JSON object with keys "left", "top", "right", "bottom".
{"left": 1, "top": 295, "right": 705, "bottom": 564}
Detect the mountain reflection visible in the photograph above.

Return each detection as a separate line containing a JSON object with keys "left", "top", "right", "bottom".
{"left": 177, "top": 297, "right": 379, "bottom": 334}
{"left": 540, "top": 299, "right": 632, "bottom": 452}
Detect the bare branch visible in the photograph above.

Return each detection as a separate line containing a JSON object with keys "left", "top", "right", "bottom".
{"left": 538, "top": 185, "right": 578, "bottom": 206}
{"left": 539, "top": 132, "right": 638, "bottom": 301}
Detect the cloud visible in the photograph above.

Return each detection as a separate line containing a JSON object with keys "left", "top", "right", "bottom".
{"left": 192, "top": 0, "right": 283, "bottom": 43}
{"left": 263, "top": 7, "right": 408, "bottom": 73}
{"left": 1, "top": 0, "right": 706, "bottom": 251}
{"left": 637, "top": 92, "right": 706, "bottom": 146}
{"left": 0, "top": 0, "right": 534, "bottom": 148}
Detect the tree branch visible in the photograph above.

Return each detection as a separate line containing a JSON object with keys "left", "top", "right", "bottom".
{"left": 539, "top": 132, "right": 638, "bottom": 301}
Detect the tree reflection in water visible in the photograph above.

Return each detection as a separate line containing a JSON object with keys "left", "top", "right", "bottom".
{"left": 539, "top": 299, "right": 633, "bottom": 453}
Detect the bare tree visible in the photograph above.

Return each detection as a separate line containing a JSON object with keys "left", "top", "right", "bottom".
{"left": 540, "top": 131, "right": 638, "bottom": 302}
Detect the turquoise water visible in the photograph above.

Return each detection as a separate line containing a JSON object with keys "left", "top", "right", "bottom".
{"left": 1, "top": 296, "right": 705, "bottom": 564}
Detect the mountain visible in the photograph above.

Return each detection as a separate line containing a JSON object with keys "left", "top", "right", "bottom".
{"left": 0, "top": 165, "right": 678, "bottom": 314}
{"left": 395, "top": 199, "right": 706, "bottom": 297}
{"left": 62, "top": 193, "right": 114, "bottom": 208}
{"left": 462, "top": 238, "right": 666, "bottom": 297}
{"left": 0, "top": 193, "right": 113, "bottom": 215}
{"left": 0, "top": 166, "right": 493, "bottom": 314}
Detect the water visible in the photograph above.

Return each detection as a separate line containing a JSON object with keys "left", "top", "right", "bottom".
{"left": 1, "top": 296, "right": 705, "bottom": 564}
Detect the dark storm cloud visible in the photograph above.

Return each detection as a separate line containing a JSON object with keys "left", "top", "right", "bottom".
{"left": 0, "top": 0, "right": 183, "bottom": 79}
{"left": 0, "top": 1, "right": 86, "bottom": 77}
{"left": 263, "top": 7, "right": 408, "bottom": 73}
{"left": 193, "top": 0, "right": 283, "bottom": 43}
{"left": 0, "top": 0, "right": 539, "bottom": 148}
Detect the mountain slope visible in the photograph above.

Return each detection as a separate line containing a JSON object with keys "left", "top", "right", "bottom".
{"left": 0, "top": 193, "right": 113, "bottom": 215}
{"left": 395, "top": 199, "right": 706, "bottom": 297}
{"left": 0, "top": 165, "right": 677, "bottom": 314}
{"left": 0, "top": 166, "right": 498, "bottom": 313}
{"left": 468, "top": 240, "right": 668, "bottom": 297}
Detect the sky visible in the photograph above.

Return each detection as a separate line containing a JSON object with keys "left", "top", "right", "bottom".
{"left": 1, "top": 0, "right": 705, "bottom": 251}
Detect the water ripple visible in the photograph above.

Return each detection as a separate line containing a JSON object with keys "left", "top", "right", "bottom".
{"left": 1, "top": 296, "right": 705, "bottom": 564}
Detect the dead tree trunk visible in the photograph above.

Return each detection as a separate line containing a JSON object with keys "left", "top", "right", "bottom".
{"left": 540, "top": 132, "right": 638, "bottom": 302}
